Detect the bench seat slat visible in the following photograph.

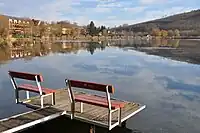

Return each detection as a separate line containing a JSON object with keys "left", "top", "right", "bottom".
{"left": 18, "top": 84, "right": 56, "bottom": 94}
{"left": 75, "top": 94, "right": 125, "bottom": 109}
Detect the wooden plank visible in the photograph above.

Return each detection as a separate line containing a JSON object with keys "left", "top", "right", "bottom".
{"left": 69, "top": 80, "right": 114, "bottom": 93}
{"left": 75, "top": 94, "right": 125, "bottom": 109}
{"left": 0, "top": 107, "right": 64, "bottom": 133}
{"left": 18, "top": 84, "right": 56, "bottom": 94}
{"left": 8, "top": 71, "right": 43, "bottom": 82}
{"left": 26, "top": 89, "right": 144, "bottom": 125}
{"left": 0, "top": 88, "right": 145, "bottom": 132}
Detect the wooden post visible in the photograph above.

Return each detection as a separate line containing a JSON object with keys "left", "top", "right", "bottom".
{"left": 90, "top": 125, "right": 95, "bottom": 133}
{"left": 121, "top": 120, "right": 127, "bottom": 128}
{"left": 80, "top": 102, "right": 83, "bottom": 113}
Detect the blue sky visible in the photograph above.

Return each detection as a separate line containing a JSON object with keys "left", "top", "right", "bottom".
{"left": 0, "top": 0, "right": 199, "bottom": 27}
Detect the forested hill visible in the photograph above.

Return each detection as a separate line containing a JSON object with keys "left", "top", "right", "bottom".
{"left": 113, "top": 9, "right": 200, "bottom": 35}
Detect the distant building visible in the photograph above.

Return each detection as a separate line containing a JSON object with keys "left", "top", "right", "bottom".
{"left": 62, "top": 28, "right": 71, "bottom": 35}
{"left": 0, "top": 14, "right": 33, "bottom": 37}
{"left": 146, "top": 34, "right": 151, "bottom": 40}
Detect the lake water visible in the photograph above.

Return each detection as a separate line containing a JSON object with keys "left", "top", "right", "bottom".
{"left": 0, "top": 40, "right": 200, "bottom": 133}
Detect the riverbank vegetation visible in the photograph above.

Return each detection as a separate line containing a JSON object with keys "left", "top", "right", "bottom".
{"left": 113, "top": 9, "right": 200, "bottom": 38}
{"left": 1, "top": 9, "right": 200, "bottom": 47}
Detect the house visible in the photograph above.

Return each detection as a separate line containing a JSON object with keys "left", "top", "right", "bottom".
{"left": 0, "top": 14, "right": 33, "bottom": 38}
{"left": 32, "top": 19, "right": 51, "bottom": 37}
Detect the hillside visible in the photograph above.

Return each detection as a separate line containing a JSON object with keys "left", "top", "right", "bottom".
{"left": 113, "top": 9, "right": 200, "bottom": 35}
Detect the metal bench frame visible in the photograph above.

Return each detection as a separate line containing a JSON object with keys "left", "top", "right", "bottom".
{"left": 65, "top": 79, "right": 123, "bottom": 130}
{"left": 8, "top": 71, "right": 55, "bottom": 108}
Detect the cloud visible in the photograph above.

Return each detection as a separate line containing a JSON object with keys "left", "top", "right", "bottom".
{"left": 124, "top": 6, "right": 146, "bottom": 13}
{"left": 94, "top": 7, "right": 111, "bottom": 13}
{"left": 140, "top": 0, "right": 166, "bottom": 4}
{"left": 37, "top": 0, "right": 74, "bottom": 21}
{"left": 0, "top": 0, "right": 198, "bottom": 27}
{"left": 0, "top": 2, "right": 4, "bottom": 6}
{"left": 145, "top": 6, "right": 194, "bottom": 18}
{"left": 97, "top": 2, "right": 121, "bottom": 8}
{"left": 107, "top": 16, "right": 117, "bottom": 20}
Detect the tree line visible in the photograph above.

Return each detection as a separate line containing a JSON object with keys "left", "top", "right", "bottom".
{"left": 113, "top": 9, "right": 200, "bottom": 37}
{"left": 86, "top": 21, "right": 107, "bottom": 36}
{"left": 151, "top": 29, "right": 180, "bottom": 37}
{"left": 0, "top": 20, "right": 111, "bottom": 40}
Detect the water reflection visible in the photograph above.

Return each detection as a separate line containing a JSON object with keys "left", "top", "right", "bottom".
{"left": 107, "top": 39, "right": 200, "bottom": 64}
{"left": 21, "top": 116, "right": 141, "bottom": 133}
{"left": 106, "top": 39, "right": 180, "bottom": 48}
{"left": 0, "top": 40, "right": 200, "bottom": 133}
{"left": 0, "top": 42, "right": 107, "bottom": 65}
{"left": 1, "top": 39, "right": 200, "bottom": 65}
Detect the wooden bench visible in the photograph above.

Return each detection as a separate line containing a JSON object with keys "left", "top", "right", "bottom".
{"left": 65, "top": 79, "right": 126, "bottom": 130}
{"left": 8, "top": 71, "right": 56, "bottom": 108}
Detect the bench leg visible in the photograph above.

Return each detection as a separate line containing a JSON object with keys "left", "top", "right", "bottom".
{"left": 90, "top": 125, "right": 95, "bottom": 133}
{"left": 70, "top": 102, "right": 75, "bottom": 119}
{"left": 119, "top": 108, "right": 122, "bottom": 125}
{"left": 108, "top": 110, "right": 112, "bottom": 130}
{"left": 52, "top": 92, "right": 55, "bottom": 105}
{"left": 15, "top": 89, "right": 19, "bottom": 104}
{"left": 80, "top": 102, "right": 83, "bottom": 113}
{"left": 40, "top": 95, "right": 44, "bottom": 108}
{"left": 109, "top": 108, "right": 121, "bottom": 130}
{"left": 26, "top": 91, "right": 30, "bottom": 99}
{"left": 121, "top": 121, "right": 127, "bottom": 128}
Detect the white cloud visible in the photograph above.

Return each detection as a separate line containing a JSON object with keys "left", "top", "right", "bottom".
{"left": 91, "top": 6, "right": 195, "bottom": 27}
{"left": 72, "top": 16, "right": 90, "bottom": 25}
{"left": 124, "top": 6, "right": 146, "bottom": 13}
{"left": 0, "top": 2, "right": 4, "bottom": 6}
{"left": 94, "top": 7, "right": 111, "bottom": 13}
{"left": 140, "top": 0, "right": 166, "bottom": 4}
{"left": 97, "top": 2, "right": 121, "bottom": 8}
{"left": 145, "top": 6, "right": 194, "bottom": 19}
{"left": 71, "top": 1, "right": 81, "bottom": 5}
{"left": 0, "top": 0, "right": 198, "bottom": 27}
{"left": 37, "top": 0, "right": 73, "bottom": 21}
{"left": 107, "top": 15, "right": 117, "bottom": 19}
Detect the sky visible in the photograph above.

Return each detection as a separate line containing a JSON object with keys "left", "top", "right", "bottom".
{"left": 0, "top": 0, "right": 199, "bottom": 27}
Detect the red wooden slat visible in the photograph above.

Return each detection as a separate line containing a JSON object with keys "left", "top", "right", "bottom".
{"left": 75, "top": 94, "right": 125, "bottom": 109}
{"left": 18, "top": 84, "right": 55, "bottom": 94}
{"left": 69, "top": 80, "right": 114, "bottom": 93}
{"left": 75, "top": 94, "right": 125, "bottom": 107}
{"left": 22, "top": 84, "right": 56, "bottom": 93}
{"left": 8, "top": 71, "right": 43, "bottom": 82}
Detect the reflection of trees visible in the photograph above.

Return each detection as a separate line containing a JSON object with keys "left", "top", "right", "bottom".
{"left": 0, "top": 45, "right": 10, "bottom": 64}
{"left": 161, "top": 39, "right": 168, "bottom": 46}
{"left": 0, "top": 39, "right": 182, "bottom": 65}
{"left": 172, "top": 40, "right": 180, "bottom": 48}
{"left": 0, "top": 41, "right": 51, "bottom": 64}
{"left": 106, "top": 39, "right": 180, "bottom": 49}
{"left": 86, "top": 43, "right": 106, "bottom": 55}
{"left": 51, "top": 42, "right": 82, "bottom": 54}
{"left": 167, "top": 39, "right": 180, "bottom": 48}
{"left": 0, "top": 41, "right": 107, "bottom": 64}
{"left": 51, "top": 42, "right": 105, "bottom": 55}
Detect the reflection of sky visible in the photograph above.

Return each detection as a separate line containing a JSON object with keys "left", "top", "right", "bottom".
{"left": 0, "top": 47, "right": 200, "bottom": 132}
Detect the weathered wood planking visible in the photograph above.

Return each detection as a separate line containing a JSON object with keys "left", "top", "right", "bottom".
{"left": 0, "top": 107, "right": 64, "bottom": 133}
{"left": 25, "top": 88, "right": 145, "bottom": 127}
{"left": 0, "top": 88, "right": 145, "bottom": 133}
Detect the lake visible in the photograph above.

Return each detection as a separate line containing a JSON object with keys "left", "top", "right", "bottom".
{"left": 0, "top": 39, "right": 200, "bottom": 133}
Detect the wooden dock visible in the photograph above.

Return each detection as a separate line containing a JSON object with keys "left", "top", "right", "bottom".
{"left": 0, "top": 89, "right": 145, "bottom": 133}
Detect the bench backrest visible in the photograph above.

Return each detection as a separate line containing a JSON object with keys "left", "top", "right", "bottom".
{"left": 68, "top": 80, "right": 114, "bottom": 93}
{"left": 8, "top": 71, "right": 43, "bottom": 82}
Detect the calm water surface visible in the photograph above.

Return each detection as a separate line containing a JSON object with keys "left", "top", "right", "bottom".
{"left": 0, "top": 41, "right": 200, "bottom": 133}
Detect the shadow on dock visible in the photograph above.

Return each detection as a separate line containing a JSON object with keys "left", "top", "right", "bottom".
{"left": 20, "top": 116, "right": 142, "bottom": 133}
